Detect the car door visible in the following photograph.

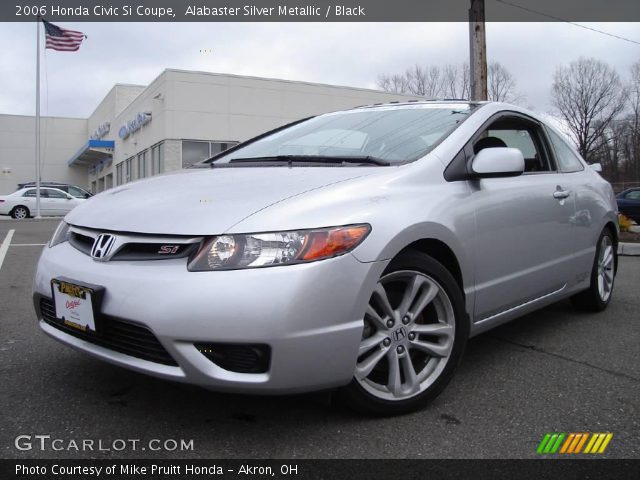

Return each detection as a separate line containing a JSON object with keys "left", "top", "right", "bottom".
{"left": 42, "top": 188, "right": 71, "bottom": 215}
{"left": 468, "top": 114, "right": 577, "bottom": 321}
{"left": 19, "top": 188, "right": 38, "bottom": 213}
{"left": 544, "top": 126, "right": 607, "bottom": 286}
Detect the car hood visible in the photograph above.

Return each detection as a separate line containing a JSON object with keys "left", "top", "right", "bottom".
{"left": 65, "top": 167, "right": 377, "bottom": 235}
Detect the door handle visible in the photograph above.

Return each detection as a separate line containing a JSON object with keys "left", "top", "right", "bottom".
{"left": 553, "top": 189, "right": 570, "bottom": 200}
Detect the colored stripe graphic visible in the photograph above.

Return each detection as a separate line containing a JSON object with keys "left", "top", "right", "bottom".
{"left": 537, "top": 434, "right": 552, "bottom": 454}
{"left": 574, "top": 433, "right": 589, "bottom": 453}
{"left": 538, "top": 433, "right": 613, "bottom": 454}
{"left": 560, "top": 433, "right": 575, "bottom": 453}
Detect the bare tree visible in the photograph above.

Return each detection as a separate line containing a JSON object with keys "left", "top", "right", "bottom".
{"left": 377, "top": 73, "right": 410, "bottom": 94}
{"left": 628, "top": 60, "right": 640, "bottom": 184}
{"left": 378, "top": 61, "right": 518, "bottom": 102}
{"left": 488, "top": 61, "right": 520, "bottom": 102}
{"left": 377, "top": 64, "right": 445, "bottom": 97}
{"left": 443, "top": 63, "right": 470, "bottom": 99}
{"left": 551, "top": 57, "right": 628, "bottom": 162}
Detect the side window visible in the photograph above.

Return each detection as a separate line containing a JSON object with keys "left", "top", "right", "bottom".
{"left": 626, "top": 190, "right": 640, "bottom": 200}
{"left": 473, "top": 117, "right": 553, "bottom": 173}
{"left": 546, "top": 128, "right": 584, "bottom": 173}
{"left": 44, "top": 189, "right": 66, "bottom": 199}
{"left": 67, "top": 186, "right": 85, "bottom": 198}
{"left": 22, "top": 189, "right": 36, "bottom": 197}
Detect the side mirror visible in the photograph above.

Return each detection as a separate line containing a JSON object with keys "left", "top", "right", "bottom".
{"left": 471, "top": 147, "right": 524, "bottom": 178}
{"left": 589, "top": 163, "right": 603, "bottom": 173}
{"left": 66, "top": 195, "right": 73, "bottom": 200}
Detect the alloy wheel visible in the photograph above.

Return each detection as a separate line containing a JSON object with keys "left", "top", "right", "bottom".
{"left": 355, "top": 270, "right": 455, "bottom": 401}
{"left": 13, "top": 207, "right": 28, "bottom": 219}
{"left": 597, "top": 235, "right": 614, "bottom": 302}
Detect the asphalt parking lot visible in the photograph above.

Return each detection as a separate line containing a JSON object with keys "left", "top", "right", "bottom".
{"left": 1, "top": 219, "right": 638, "bottom": 459}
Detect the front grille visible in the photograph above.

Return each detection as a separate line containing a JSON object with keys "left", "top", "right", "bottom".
{"left": 69, "top": 232, "right": 93, "bottom": 255}
{"left": 113, "top": 242, "right": 196, "bottom": 261}
{"left": 68, "top": 228, "right": 199, "bottom": 261}
{"left": 39, "top": 297, "right": 178, "bottom": 366}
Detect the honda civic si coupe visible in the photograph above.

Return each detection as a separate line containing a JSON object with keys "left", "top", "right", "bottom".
{"left": 33, "top": 101, "right": 618, "bottom": 415}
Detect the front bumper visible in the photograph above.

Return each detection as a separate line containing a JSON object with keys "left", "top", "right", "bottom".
{"left": 33, "top": 241, "right": 388, "bottom": 394}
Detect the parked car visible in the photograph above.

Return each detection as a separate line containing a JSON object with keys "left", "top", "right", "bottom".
{"left": 33, "top": 101, "right": 618, "bottom": 415}
{"left": 17, "top": 182, "right": 92, "bottom": 199}
{"left": 0, "top": 187, "right": 87, "bottom": 219}
{"left": 616, "top": 187, "right": 640, "bottom": 224}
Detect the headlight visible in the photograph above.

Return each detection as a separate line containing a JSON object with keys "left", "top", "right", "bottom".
{"left": 188, "top": 224, "right": 370, "bottom": 271}
{"left": 49, "top": 221, "right": 70, "bottom": 248}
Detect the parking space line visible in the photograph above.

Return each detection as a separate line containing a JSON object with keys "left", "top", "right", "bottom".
{"left": 0, "top": 229, "right": 15, "bottom": 271}
{"left": 11, "top": 243, "right": 46, "bottom": 246}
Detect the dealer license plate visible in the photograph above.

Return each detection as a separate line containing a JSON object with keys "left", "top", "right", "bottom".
{"left": 51, "top": 279, "right": 96, "bottom": 333}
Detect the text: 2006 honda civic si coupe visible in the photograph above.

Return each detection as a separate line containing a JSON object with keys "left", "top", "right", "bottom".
{"left": 34, "top": 101, "right": 618, "bottom": 415}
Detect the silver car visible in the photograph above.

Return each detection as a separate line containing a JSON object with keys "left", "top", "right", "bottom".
{"left": 33, "top": 101, "right": 618, "bottom": 415}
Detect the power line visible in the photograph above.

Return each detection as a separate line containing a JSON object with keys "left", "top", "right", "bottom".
{"left": 493, "top": 0, "right": 640, "bottom": 47}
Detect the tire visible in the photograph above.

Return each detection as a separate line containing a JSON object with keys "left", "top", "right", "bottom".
{"left": 338, "top": 250, "right": 469, "bottom": 416}
{"left": 570, "top": 228, "right": 616, "bottom": 312}
{"left": 10, "top": 205, "right": 30, "bottom": 220}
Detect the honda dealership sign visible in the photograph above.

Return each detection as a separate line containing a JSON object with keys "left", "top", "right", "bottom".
{"left": 118, "top": 112, "right": 152, "bottom": 139}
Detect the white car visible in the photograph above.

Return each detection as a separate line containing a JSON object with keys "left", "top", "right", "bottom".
{"left": 0, "top": 187, "right": 86, "bottom": 219}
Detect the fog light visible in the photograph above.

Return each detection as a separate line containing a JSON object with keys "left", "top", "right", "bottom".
{"left": 195, "top": 343, "right": 271, "bottom": 374}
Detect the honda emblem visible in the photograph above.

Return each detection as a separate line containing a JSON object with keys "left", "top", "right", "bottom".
{"left": 90, "top": 234, "right": 116, "bottom": 261}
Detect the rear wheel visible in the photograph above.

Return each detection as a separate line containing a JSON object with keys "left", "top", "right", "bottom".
{"left": 338, "top": 250, "right": 469, "bottom": 416}
{"left": 11, "top": 205, "right": 30, "bottom": 219}
{"left": 571, "top": 228, "right": 616, "bottom": 312}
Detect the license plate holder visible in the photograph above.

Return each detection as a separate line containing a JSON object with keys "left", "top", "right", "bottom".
{"left": 50, "top": 278, "right": 104, "bottom": 334}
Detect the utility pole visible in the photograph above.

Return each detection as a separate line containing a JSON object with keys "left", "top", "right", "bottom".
{"left": 469, "top": 0, "right": 487, "bottom": 101}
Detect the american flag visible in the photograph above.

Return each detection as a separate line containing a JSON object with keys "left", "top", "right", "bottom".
{"left": 43, "top": 20, "right": 86, "bottom": 52}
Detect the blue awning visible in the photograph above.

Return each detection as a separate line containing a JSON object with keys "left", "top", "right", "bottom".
{"left": 67, "top": 139, "right": 114, "bottom": 166}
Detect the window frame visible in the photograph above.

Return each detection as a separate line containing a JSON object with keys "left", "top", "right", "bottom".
{"left": 544, "top": 126, "right": 585, "bottom": 174}
{"left": 444, "top": 111, "right": 558, "bottom": 181}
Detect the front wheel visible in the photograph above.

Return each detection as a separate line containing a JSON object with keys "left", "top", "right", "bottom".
{"left": 338, "top": 250, "right": 469, "bottom": 416}
{"left": 571, "top": 228, "right": 616, "bottom": 312}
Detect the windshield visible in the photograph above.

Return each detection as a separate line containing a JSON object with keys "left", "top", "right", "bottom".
{"left": 211, "top": 104, "right": 473, "bottom": 165}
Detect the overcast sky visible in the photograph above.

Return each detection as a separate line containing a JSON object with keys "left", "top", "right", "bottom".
{"left": 0, "top": 22, "right": 638, "bottom": 119}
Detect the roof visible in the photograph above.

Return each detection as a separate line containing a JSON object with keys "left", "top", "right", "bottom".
{"left": 353, "top": 99, "right": 489, "bottom": 109}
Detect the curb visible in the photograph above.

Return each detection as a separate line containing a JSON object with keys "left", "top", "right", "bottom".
{"left": 619, "top": 242, "right": 640, "bottom": 256}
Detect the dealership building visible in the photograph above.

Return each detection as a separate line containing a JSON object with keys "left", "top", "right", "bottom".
{"left": 0, "top": 69, "right": 418, "bottom": 195}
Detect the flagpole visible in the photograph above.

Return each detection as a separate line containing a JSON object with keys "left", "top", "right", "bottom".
{"left": 35, "top": 15, "right": 41, "bottom": 218}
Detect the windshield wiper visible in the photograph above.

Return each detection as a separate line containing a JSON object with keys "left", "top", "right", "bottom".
{"left": 227, "top": 155, "right": 391, "bottom": 167}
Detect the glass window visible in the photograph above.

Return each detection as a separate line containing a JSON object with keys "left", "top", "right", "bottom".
{"left": 475, "top": 118, "right": 552, "bottom": 172}
{"left": 211, "top": 142, "right": 238, "bottom": 156}
{"left": 151, "top": 142, "right": 164, "bottom": 175}
{"left": 68, "top": 186, "right": 88, "bottom": 198}
{"left": 22, "top": 189, "right": 36, "bottom": 197}
{"left": 547, "top": 128, "right": 584, "bottom": 173}
{"left": 151, "top": 145, "right": 158, "bottom": 175}
{"left": 116, "top": 163, "right": 123, "bottom": 185}
{"left": 488, "top": 129, "right": 537, "bottom": 159}
{"left": 182, "top": 141, "right": 210, "bottom": 167}
{"left": 212, "top": 106, "right": 473, "bottom": 165}
{"left": 44, "top": 188, "right": 67, "bottom": 199}
{"left": 626, "top": 190, "right": 640, "bottom": 200}
{"left": 138, "top": 151, "right": 147, "bottom": 179}
{"left": 125, "top": 157, "right": 133, "bottom": 183}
